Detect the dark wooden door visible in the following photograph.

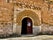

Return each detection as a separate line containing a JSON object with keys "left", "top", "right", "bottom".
{"left": 21, "top": 17, "right": 32, "bottom": 34}
{"left": 22, "top": 18, "right": 27, "bottom": 34}
{"left": 27, "top": 18, "right": 32, "bottom": 34}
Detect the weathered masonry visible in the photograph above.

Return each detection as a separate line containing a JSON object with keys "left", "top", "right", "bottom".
{"left": 0, "top": 0, "right": 53, "bottom": 37}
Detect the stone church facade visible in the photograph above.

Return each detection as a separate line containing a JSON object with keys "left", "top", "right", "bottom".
{"left": 0, "top": 0, "right": 53, "bottom": 37}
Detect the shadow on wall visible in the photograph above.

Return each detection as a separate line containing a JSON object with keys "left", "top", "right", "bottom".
{"left": 0, "top": 23, "right": 53, "bottom": 38}
{"left": 0, "top": 33, "right": 20, "bottom": 39}
{"left": 1, "top": 32, "right": 53, "bottom": 39}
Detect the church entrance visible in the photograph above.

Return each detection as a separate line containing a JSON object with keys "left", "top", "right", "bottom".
{"left": 21, "top": 17, "right": 33, "bottom": 35}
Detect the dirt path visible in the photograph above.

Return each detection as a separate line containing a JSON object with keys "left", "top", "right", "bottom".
{"left": 0, "top": 35, "right": 53, "bottom": 40}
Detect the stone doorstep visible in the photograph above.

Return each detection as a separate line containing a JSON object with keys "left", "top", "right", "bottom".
{"left": 21, "top": 34, "right": 34, "bottom": 37}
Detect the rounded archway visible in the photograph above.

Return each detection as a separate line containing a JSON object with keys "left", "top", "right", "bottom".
{"left": 16, "top": 10, "right": 41, "bottom": 35}
{"left": 21, "top": 17, "right": 33, "bottom": 35}
{"left": 16, "top": 10, "right": 40, "bottom": 26}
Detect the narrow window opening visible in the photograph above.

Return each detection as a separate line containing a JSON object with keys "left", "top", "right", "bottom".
{"left": 6, "top": 0, "right": 10, "bottom": 3}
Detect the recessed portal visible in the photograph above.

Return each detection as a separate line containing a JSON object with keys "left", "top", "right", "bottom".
{"left": 21, "top": 17, "right": 33, "bottom": 35}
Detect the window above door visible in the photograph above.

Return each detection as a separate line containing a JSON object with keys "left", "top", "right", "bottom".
{"left": 6, "top": 0, "right": 12, "bottom": 3}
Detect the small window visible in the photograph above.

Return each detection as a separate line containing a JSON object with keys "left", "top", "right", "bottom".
{"left": 6, "top": 0, "right": 12, "bottom": 3}
{"left": 6, "top": 0, "right": 9, "bottom": 3}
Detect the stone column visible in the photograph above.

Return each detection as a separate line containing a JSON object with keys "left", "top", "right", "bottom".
{"left": 13, "top": 6, "right": 22, "bottom": 33}
{"left": 13, "top": 6, "right": 17, "bottom": 33}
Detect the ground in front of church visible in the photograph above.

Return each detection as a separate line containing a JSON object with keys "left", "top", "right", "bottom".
{"left": 0, "top": 35, "right": 53, "bottom": 40}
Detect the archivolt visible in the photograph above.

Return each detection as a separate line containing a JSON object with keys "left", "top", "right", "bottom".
{"left": 16, "top": 10, "right": 40, "bottom": 26}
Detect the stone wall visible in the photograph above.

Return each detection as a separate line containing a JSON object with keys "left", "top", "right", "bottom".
{"left": 0, "top": 22, "right": 13, "bottom": 37}
{"left": 0, "top": 0, "right": 14, "bottom": 37}
{"left": 41, "top": 24, "right": 53, "bottom": 34}
{"left": 0, "top": 0, "right": 53, "bottom": 36}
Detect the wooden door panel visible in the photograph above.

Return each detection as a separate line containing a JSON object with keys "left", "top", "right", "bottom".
{"left": 22, "top": 17, "right": 32, "bottom": 34}
{"left": 27, "top": 18, "right": 32, "bottom": 34}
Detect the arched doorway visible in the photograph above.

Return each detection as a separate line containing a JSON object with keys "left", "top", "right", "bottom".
{"left": 21, "top": 17, "right": 33, "bottom": 35}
